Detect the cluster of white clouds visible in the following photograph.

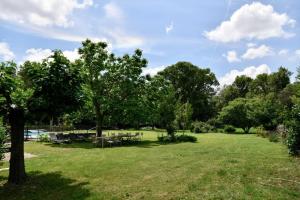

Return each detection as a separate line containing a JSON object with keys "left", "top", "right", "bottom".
{"left": 22, "top": 48, "right": 79, "bottom": 63}
{"left": 0, "top": 0, "right": 93, "bottom": 28}
{"left": 0, "top": 42, "right": 15, "bottom": 61}
{"left": 224, "top": 44, "right": 274, "bottom": 63}
{"left": 142, "top": 65, "right": 166, "bottom": 76}
{"left": 219, "top": 64, "right": 271, "bottom": 87}
{"left": 0, "top": 0, "right": 144, "bottom": 49}
{"left": 205, "top": 2, "right": 295, "bottom": 43}
{"left": 216, "top": 2, "right": 298, "bottom": 87}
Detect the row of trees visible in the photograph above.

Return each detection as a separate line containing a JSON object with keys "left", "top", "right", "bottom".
{"left": 0, "top": 40, "right": 218, "bottom": 184}
{"left": 216, "top": 68, "right": 300, "bottom": 154}
{"left": 1, "top": 39, "right": 299, "bottom": 184}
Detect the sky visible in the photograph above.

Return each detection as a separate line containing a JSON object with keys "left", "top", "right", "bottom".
{"left": 0, "top": 0, "right": 300, "bottom": 86}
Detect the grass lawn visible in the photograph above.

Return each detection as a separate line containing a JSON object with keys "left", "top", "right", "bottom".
{"left": 1, "top": 131, "right": 300, "bottom": 200}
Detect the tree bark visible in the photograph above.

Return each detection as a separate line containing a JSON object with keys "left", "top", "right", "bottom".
{"left": 8, "top": 108, "right": 26, "bottom": 185}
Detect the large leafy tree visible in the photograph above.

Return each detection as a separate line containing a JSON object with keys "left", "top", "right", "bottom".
{"left": 0, "top": 51, "right": 83, "bottom": 184}
{"left": 160, "top": 62, "right": 218, "bottom": 121}
{"left": 79, "top": 39, "right": 147, "bottom": 134}
{"left": 219, "top": 98, "right": 259, "bottom": 133}
{"left": 0, "top": 62, "right": 33, "bottom": 184}
{"left": 20, "top": 51, "right": 84, "bottom": 126}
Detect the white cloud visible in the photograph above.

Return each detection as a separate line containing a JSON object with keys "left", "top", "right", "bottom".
{"left": 0, "top": 0, "right": 93, "bottom": 27}
{"left": 205, "top": 2, "right": 295, "bottom": 43}
{"left": 278, "top": 49, "right": 289, "bottom": 56}
{"left": 61, "top": 49, "right": 80, "bottom": 62}
{"left": 242, "top": 45, "right": 273, "bottom": 60}
{"left": 165, "top": 22, "right": 174, "bottom": 34}
{"left": 247, "top": 43, "right": 257, "bottom": 48}
{"left": 104, "top": 2, "right": 124, "bottom": 21}
{"left": 223, "top": 50, "right": 240, "bottom": 63}
{"left": 295, "top": 50, "right": 300, "bottom": 57}
{"left": 23, "top": 48, "right": 52, "bottom": 62}
{"left": 23, "top": 48, "right": 79, "bottom": 62}
{"left": 0, "top": 42, "right": 15, "bottom": 61}
{"left": 219, "top": 64, "right": 271, "bottom": 86}
{"left": 143, "top": 66, "right": 166, "bottom": 76}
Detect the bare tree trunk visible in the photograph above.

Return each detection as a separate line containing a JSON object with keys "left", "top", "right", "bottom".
{"left": 8, "top": 108, "right": 26, "bottom": 185}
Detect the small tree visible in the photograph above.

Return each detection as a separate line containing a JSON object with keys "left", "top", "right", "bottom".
{"left": 175, "top": 102, "right": 193, "bottom": 131}
{"left": 219, "top": 98, "right": 258, "bottom": 133}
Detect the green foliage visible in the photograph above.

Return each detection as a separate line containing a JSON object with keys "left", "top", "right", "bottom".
{"left": 19, "top": 51, "right": 84, "bottom": 122}
{"left": 190, "top": 121, "right": 212, "bottom": 133}
{"left": 219, "top": 98, "right": 259, "bottom": 133}
{"left": 224, "top": 125, "right": 236, "bottom": 133}
{"left": 157, "top": 134, "right": 197, "bottom": 143}
{"left": 286, "top": 104, "right": 300, "bottom": 155}
{"left": 175, "top": 102, "right": 193, "bottom": 130}
{"left": 0, "top": 121, "right": 7, "bottom": 160}
{"left": 160, "top": 61, "right": 219, "bottom": 121}
{"left": 38, "top": 134, "right": 50, "bottom": 143}
{"left": 268, "top": 133, "right": 279, "bottom": 143}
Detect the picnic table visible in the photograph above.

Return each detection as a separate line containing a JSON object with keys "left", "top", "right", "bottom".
{"left": 95, "top": 132, "right": 142, "bottom": 148}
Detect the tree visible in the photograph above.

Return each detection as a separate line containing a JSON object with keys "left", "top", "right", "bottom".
{"left": 232, "top": 75, "right": 253, "bottom": 98}
{"left": 20, "top": 51, "right": 84, "bottom": 126}
{"left": 0, "top": 61, "right": 33, "bottom": 184}
{"left": 79, "top": 39, "right": 147, "bottom": 134}
{"left": 158, "top": 84, "right": 177, "bottom": 138}
{"left": 160, "top": 61, "right": 218, "bottom": 121}
{"left": 0, "top": 52, "right": 83, "bottom": 184}
{"left": 78, "top": 40, "right": 112, "bottom": 137}
{"left": 175, "top": 102, "right": 193, "bottom": 130}
{"left": 268, "top": 67, "right": 291, "bottom": 93}
{"left": 249, "top": 73, "right": 270, "bottom": 96}
{"left": 219, "top": 98, "right": 259, "bottom": 133}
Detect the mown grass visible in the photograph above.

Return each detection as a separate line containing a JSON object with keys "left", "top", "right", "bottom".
{"left": 0, "top": 131, "right": 300, "bottom": 200}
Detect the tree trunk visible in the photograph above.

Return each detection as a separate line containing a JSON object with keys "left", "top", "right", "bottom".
{"left": 8, "top": 108, "right": 26, "bottom": 185}
{"left": 94, "top": 101, "right": 103, "bottom": 138}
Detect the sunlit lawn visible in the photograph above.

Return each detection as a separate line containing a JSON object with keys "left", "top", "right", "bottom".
{"left": 1, "top": 131, "right": 300, "bottom": 200}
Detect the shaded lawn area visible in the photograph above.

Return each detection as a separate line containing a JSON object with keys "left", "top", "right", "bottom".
{"left": 0, "top": 132, "right": 300, "bottom": 200}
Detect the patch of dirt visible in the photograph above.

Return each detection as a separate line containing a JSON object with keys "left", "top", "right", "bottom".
{"left": 3, "top": 152, "right": 37, "bottom": 161}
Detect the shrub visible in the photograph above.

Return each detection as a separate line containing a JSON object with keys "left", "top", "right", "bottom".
{"left": 286, "top": 129, "right": 300, "bottom": 156}
{"left": 38, "top": 134, "right": 50, "bottom": 142}
{"left": 268, "top": 133, "right": 279, "bottom": 143}
{"left": 224, "top": 125, "right": 236, "bottom": 133}
{"left": 0, "top": 123, "right": 7, "bottom": 161}
{"left": 176, "top": 135, "right": 197, "bottom": 142}
{"left": 191, "top": 121, "right": 212, "bottom": 133}
{"left": 157, "top": 134, "right": 197, "bottom": 143}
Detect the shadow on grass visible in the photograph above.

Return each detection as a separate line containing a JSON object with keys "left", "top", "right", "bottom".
{"left": 44, "top": 140, "right": 162, "bottom": 149}
{"left": 0, "top": 171, "right": 90, "bottom": 200}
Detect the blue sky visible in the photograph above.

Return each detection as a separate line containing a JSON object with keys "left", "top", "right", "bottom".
{"left": 0, "top": 0, "right": 299, "bottom": 85}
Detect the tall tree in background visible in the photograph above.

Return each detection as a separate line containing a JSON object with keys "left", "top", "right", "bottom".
{"left": 20, "top": 51, "right": 84, "bottom": 126}
{"left": 160, "top": 62, "right": 218, "bottom": 121}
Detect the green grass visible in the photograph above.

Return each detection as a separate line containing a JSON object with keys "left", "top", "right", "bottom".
{"left": 1, "top": 131, "right": 300, "bottom": 200}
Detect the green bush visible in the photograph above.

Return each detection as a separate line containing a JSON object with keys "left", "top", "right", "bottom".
{"left": 191, "top": 121, "right": 212, "bottom": 133}
{"left": 286, "top": 128, "right": 300, "bottom": 155}
{"left": 158, "top": 134, "right": 197, "bottom": 143}
{"left": 224, "top": 125, "right": 236, "bottom": 133}
{"left": 268, "top": 133, "right": 279, "bottom": 143}
{"left": 38, "top": 134, "right": 50, "bottom": 142}
{"left": 176, "top": 135, "right": 197, "bottom": 142}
